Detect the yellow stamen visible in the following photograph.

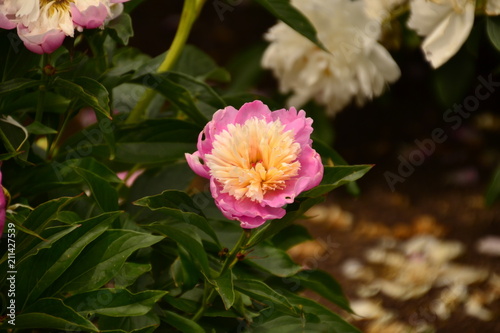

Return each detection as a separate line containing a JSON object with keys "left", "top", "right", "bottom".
{"left": 205, "top": 117, "right": 301, "bottom": 202}
{"left": 40, "top": 0, "right": 73, "bottom": 16}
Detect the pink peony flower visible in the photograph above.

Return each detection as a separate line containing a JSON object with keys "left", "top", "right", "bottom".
{"left": 0, "top": 0, "right": 129, "bottom": 54}
{"left": 0, "top": 170, "right": 5, "bottom": 238}
{"left": 185, "top": 101, "right": 324, "bottom": 229}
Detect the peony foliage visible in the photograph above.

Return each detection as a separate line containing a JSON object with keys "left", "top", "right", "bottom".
{"left": 0, "top": 0, "right": 499, "bottom": 332}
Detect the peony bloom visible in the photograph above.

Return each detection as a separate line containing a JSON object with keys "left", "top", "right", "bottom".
{"left": 0, "top": 170, "right": 5, "bottom": 238}
{"left": 407, "top": 0, "right": 475, "bottom": 68}
{"left": 262, "top": 0, "right": 401, "bottom": 116}
{"left": 185, "top": 101, "right": 324, "bottom": 229}
{"left": 0, "top": 0, "right": 128, "bottom": 54}
{"left": 363, "top": 0, "right": 407, "bottom": 22}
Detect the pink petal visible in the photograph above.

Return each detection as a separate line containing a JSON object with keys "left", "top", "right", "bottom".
{"left": 210, "top": 178, "right": 286, "bottom": 228}
{"left": 272, "top": 107, "right": 314, "bottom": 145}
{"left": 262, "top": 146, "right": 323, "bottom": 207}
{"left": 0, "top": 14, "right": 16, "bottom": 30}
{"left": 233, "top": 100, "right": 273, "bottom": 125}
{"left": 71, "top": 3, "right": 108, "bottom": 29}
{"left": 185, "top": 152, "right": 210, "bottom": 179}
{"left": 18, "top": 26, "right": 66, "bottom": 54}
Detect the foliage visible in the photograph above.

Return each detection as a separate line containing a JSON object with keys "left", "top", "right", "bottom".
{"left": 0, "top": 0, "right": 368, "bottom": 332}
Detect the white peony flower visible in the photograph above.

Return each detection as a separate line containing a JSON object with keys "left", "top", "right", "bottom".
{"left": 407, "top": 0, "right": 475, "bottom": 68}
{"left": 486, "top": 0, "right": 500, "bottom": 15}
{"left": 262, "top": 0, "right": 401, "bottom": 115}
{"left": 364, "top": 0, "right": 407, "bottom": 22}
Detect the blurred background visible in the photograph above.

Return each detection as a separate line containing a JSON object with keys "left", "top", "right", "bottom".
{"left": 128, "top": 1, "right": 500, "bottom": 332}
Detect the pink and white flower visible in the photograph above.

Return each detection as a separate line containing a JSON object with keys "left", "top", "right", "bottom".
{"left": 185, "top": 101, "right": 324, "bottom": 229}
{"left": 0, "top": 0, "right": 128, "bottom": 54}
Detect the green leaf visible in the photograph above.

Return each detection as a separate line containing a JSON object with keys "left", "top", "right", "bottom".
{"left": 163, "top": 294, "right": 198, "bottom": 314}
{"left": 53, "top": 76, "right": 111, "bottom": 119}
{"left": 12, "top": 196, "right": 76, "bottom": 259}
{"left": 0, "top": 151, "right": 23, "bottom": 160}
{"left": 253, "top": 0, "right": 327, "bottom": 51}
{"left": 214, "top": 270, "right": 236, "bottom": 310}
{"left": 134, "top": 190, "right": 220, "bottom": 246}
{"left": 0, "top": 115, "right": 29, "bottom": 152}
{"left": 119, "top": 119, "right": 200, "bottom": 143}
{"left": 247, "top": 197, "right": 324, "bottom": 248}
{"left": 47, "top": 229, "right": 163, "bottom": 295}
{"left": 486, "top": 165, "right": 500, "bottom": 206}
{"left": 72, "top": 163, "right": 119, "bottom": 212}
{"left": 132, "top": 73, "right": 208, "bottom": 126}
{"left": 16, "top": 212, "right": 119, "bottom": 308}
{"left": 145, "top": 223, "right": 212, "bottom": 279}
{"left": 312, "top": 139, "right": 361, "bottom": 196}
{"left": 16, "top": 224, "right": 81, "bottom": 267}
{"left": 57, "top": 119, "right": 199, "bottom": 165}
{"left": 25, "top": 120, "right": 58, "bottom": 135}
{"left": 487, "top": 16, "right": 500, "bottom": 52}
{"left": 98, "top": 312, "right": 160, "bottom": 332}
{"left": 246, "top": 242, "right": 302, "bottom": 277}
{"left": 107, "top": 13, "right": 134, "bottom": 45}
{"left": 164, "top": 71, "right": 226, "bottom": 111}
{"left": 40, "top": 157, "right": 121, "bottom": 212}
{"left": 0, "top": 78, "right": 40, "bottom": 96}
{"left": 173, "top": 45, "right": 230, "bottom": 82}
{"left": 1, "top": 298, "right": 98, "bottom": 332}
{"left": 160, "top": 310, "right": 205, "bottom": 333}
{"left": 113, "top": 142, "right": 197, "bottom": 164}
{"left": 65, "top": 289, "right": 167, "bottom": 317}
{"left": 248, "top": 292, "right": 360, "bottom": 333}
{"left": 272, "top": 224, "right": 312, "bottom": 251}
{"left": 171, "top": 248, "right": 202, "bottom": 291}
{"left": 287, "top": 292, "right": 361, "bottom": 333}
{"left": 114, "top": 262, "right": 152, "bottom": 288}
{"left": 234, "top": 279, "right": 298, "bottom": 317}
{"left": 291, "top": 270, "right": 352, "bottom": 313}
{"left": 301, "top": 165, "right": 372, "bottom": 198}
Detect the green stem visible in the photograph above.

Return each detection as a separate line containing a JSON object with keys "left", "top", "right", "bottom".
{"left": 125, "top": 0, "right": 206, "bottom": 124}
{"left": 47, "top": 101, "right": 76, "bottom": 159}
{"left": 191, "top": 284, "right": 216, "bottom": 322}
{"left": 219, "top": 229, "right": 251, "bottom": 276}
{"left": 191, "top": 229, "right": 251, "bottom": 322}
{"left": 35, "top": 54, "right": 48, "bottom": 123}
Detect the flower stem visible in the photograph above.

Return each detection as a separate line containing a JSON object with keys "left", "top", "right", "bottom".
{"left": 191, "top": 228, "right": 251, "bottom": 322}
{"left": 47, "top": 100, "right": 76, "bottom": 159}
{"left": 35, "top": 54, "right": 48, "bottom": 124}
{"left": 219, "top": 229, "right": 251, "bottom": 276}
{"left": 125, "top": 0, "right": 206, "bottom": 124}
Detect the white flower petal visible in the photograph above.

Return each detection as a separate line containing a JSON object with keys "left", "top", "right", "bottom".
{"left": 421, "top": 1, "right": 474, "bottom": 68}
{"left": 486, "top": 0, "right": 500, "bottom": 15}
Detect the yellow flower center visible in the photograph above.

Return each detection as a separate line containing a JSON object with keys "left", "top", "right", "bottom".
{"left": 40, "top": 0, "right": 73, "bottom": 16}
{"left": 205, "top": 117, "right": 301, "bottom": 202}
